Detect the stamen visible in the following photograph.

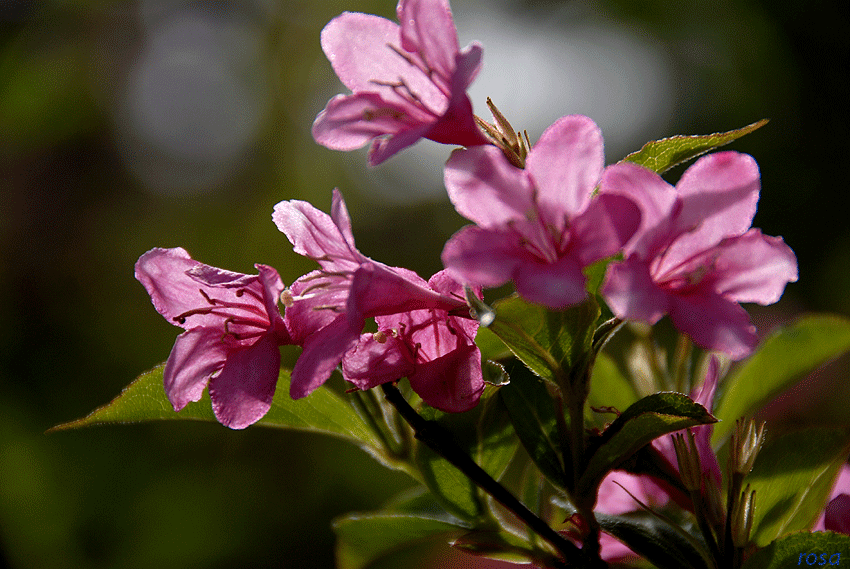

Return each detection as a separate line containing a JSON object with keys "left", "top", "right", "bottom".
{"left": 199, "top": 289, "right": 216, "bottom": 305}
{"left": 373, "top": 330, "right": 388, "bottom": 343}
{"left": 280, "top": 289, "right": 294, "bottom": 308}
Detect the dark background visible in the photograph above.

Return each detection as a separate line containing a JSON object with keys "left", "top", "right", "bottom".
{"left": 1, "top": 1, "right": 848, "bottom": 567}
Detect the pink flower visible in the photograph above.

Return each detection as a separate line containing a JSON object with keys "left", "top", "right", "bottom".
{"left": 441, "top": 115, "right": 641, "bottom": 309}
{"left": 600, "top": 152, "right": 798, "bottom": 359}
{"left": 134, "top": 248, "right": 290, "bottom": 429}
{"left": 312, "top": 0, "right": 488, "bottom": 165}
{"left": 342, "top": 270, "right": 483, "bottom": 412}
{"left": 815, "top": 463, "right": 850, "bottom": 534}
{"left": 273, "top": 189, "right": 469, "bottom": 399}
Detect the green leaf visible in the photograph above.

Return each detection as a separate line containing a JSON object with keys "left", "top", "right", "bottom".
{"left": 499, "top": 361, "right": 571, "bottom": 490}
{"left": 333, "top": 512, "right": 468, "bottom": 569}
{"left": 487, "top": 295, "right": 599, "bottom": 387}
{"left": 452, "top": 530, "right": 553, "bottom": 566}
{"left": 746, "top": 428, "right": 850, "bottom": 547}
{"left": 49, "top": 364, "right": 383, "bottom": 451}
{"left": 587, "top": 352, "right": 640, "bottom": 427}
{"left": 741, "top": 531, "right": 850, "bottom": 569}
{"left": 475, "top": 391, "right": 519, "bottom": 482}
{"left": 578, "top": 393, "right": 716, "bottom": 496}
{"left": 713, "top": 314, "right": 850, "bottom": 442}
{"left": 415, "top": 439, "right": 484, "bottom": 522}
{"left": 596, "top": 511, "right": 712, "bottom": 569}
{"left": 622, "top": 119, "right": 768, "bottom": 174}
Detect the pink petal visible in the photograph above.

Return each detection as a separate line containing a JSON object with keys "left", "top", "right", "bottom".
{"left": 368, "top": 121, "right": 434, "bottom": 165}
{"left": 665, "top": 152, "right": 760, "bottom": 262}
{"left": 444, "top": 146, "right": 535, "bottom": 228}
{"left": 668, "top": 291, "right": 757, "bottom": 360}
{"left": 824, "top": 494, "right": 850, "bottom": 534}
{"left": 283, "top": 269, "right": 350, "bottom": 344}
{"left": 513, "top": 254, "right": 587, "bottom": 309}
{"left": 408, "top": 343, "right": 483, "bottom": 412}
{"left": 398, "top": 0, "right": 459, "bottom": 83}
{"left": 208, "top": 334, "right": 281, "bottom": 429}
{"left": 451, "top": 41, "right": 484, "bottom": 93}
{"left": 135, "top": 248, "right": 213, "bottom": 327}
{"left": 602, "top": 257, "right": 670, "bottom": 324}
{"left": 312, "top": 93, "right": 425, "bottom": 152}
{"left": 815, "top": 465, "right": 850, "bottom": 532}
{"left": 255, "top": 264, "right": 287, "bottom": 332}
{"left": 272, "top": 197, "right": 361, "bottom": 271}
{"left": 321, "top": 12, "right": 445, "bottom": 112}
{"left": 526, "top": 115, "right": 605, "bottom": 227}
{"left": 599, "top": 162, "right": 680, "bottom": 260}
{"left": 692, "top": 356, "right": 722, "bottom": 488}
{"left": 163, "top": 328, "right": 228, "bottom": 411}
{"left": 341, "top": 332, "right": 415, "bottom": 390}
{"left": 708, "top": 229, "right": 798, "bottom": 304}
{"left": 441, "top": 225, "right": 529, "bottom": 287}
{"left": 348, "top": 262, "right": 465, "bottom": 320}
{"left": 289, "top": 314, "right": 361, "bottom": 399}
{"left": 423, "top": 88, "right": 486, "bottom": 147}
{"left": 570, "top": 194, "right": 641, "bottom": 266}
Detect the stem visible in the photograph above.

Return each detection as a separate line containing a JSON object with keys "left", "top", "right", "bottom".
{"left": 380, "top": 383, "right": 596, "bottom": 568}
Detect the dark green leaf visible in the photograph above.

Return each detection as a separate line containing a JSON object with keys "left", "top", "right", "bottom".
{"left": 747, "top": 428, "right": 850, "bottom": 546}
{"left": 49, "top": 365, "right": 383, "bottom": 452}
{"left": 333, "top": 512, "right": 468, "bottom": 569}
{"left": 487, "top": 295, "right": 599, "bottom": 387}
{"left": 499, "top": 361, "right": 571, "bottom": 490}
{"left": 714, "top": 314, "right": 850, "bottom": 442}
{"left": 622, "top": 119, "right": 768, "bottom": 174}
{"left": 578, "top": 393, "right": 716, "bottom": 496}
{"left": 596, "top": 511, "right": 712, "bottom": 569}
{"left": 741, "top": 531, "right": 850, "bottom": 569}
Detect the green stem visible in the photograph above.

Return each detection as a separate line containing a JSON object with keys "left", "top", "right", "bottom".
{"left": 380, "top": 383, "right": 597, "bottom": 568}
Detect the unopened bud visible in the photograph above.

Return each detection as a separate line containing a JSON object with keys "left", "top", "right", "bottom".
{"left": 731, "top": 486, "right": 756, "bottom": 548}
{"left": 730, "top": 419, "right": 766, "bottom": 476}
{"left": 672, "top": 430, "right": 702, "bottom": 493}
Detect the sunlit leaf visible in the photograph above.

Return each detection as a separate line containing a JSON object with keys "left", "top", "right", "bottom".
{"left": 413, "top": 405, "right": 485, "bottom": 522}
{"left": 578, "top": 393, "right": 715, "bottom": 496}
{"left": 475, "top": 391, "right": 519, "bottom": 482}
{"left": 622, "top": 119, "right": 768, "bottom": 174}
{"left": 747, "top": 428, "right": 850, "bottom": 546}
{"left": 741, "top": 531, "right": 850, "bottom": 569}
{"left": 334, "top": 512, "right": 468, "bottom": 569}
{"left": 487, "top": 295, "right": 599, "bottom": 387}
{"left": 452, "top": 530, "right": 551, "bottom": 565}
{"left": 587, "top": 352, "right": 640, "bottom": 427}
{"left": 49, "top": 365, "right": 383, "bottom": 452}
{"left": 713, "top": 314, "right": 850, "bottom": 442}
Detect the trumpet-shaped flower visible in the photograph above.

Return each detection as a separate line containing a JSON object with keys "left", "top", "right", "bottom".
{"left": 312, "top": 0, "right": 488, "bottom": 165}
{"left": 273, "top": 189, "right": 468, "bottom": 400}
{"left": 342, "top": 270, "right": 483, "bottom": 412}
{"left": 441, "top": 115, "right": 641, "bottom": 309}
{"left": 601, "top": 152, "right": 798, "bottom": 359}
{"left": 135, "top": 248, "right": 290, "bottom": 429}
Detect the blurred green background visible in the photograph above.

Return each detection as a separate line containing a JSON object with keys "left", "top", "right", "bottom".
{"left": 1, "top": 0, "right": 848, "bottom": 567}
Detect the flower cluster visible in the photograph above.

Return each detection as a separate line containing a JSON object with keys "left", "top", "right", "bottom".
{"left": 120, "top": 1, "right": 850, "bottom": 568}
{"left": 136, "top": 0, "right": 796, "bottom": 429}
